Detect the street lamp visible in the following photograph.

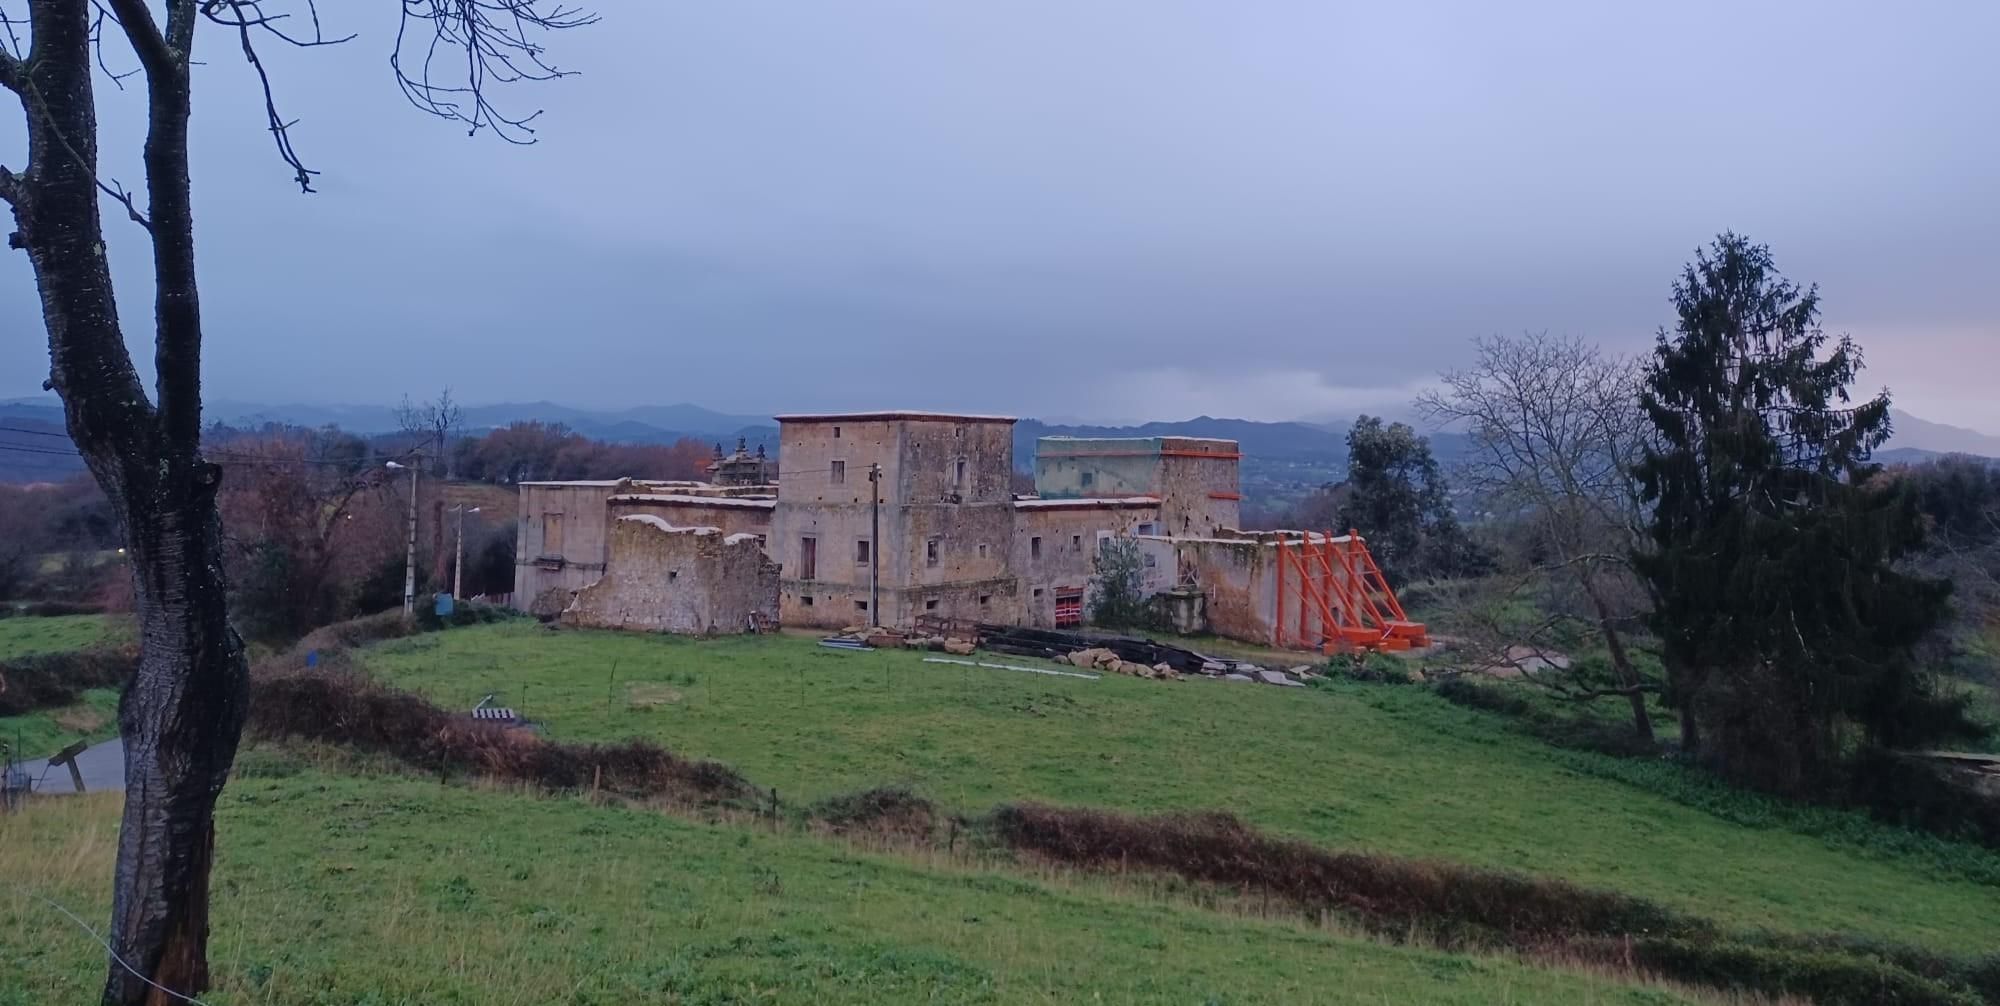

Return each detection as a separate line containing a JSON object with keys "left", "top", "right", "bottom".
{"left": 450, "top": 505, "right": 482, "bottom": 600}
{"left": 386, "top": 459, "right": 419, "bottom": 617}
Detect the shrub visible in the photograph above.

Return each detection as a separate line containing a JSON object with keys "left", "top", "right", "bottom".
{"left": 985, "top": 802, "right": 1998, "bottom": 1006}
{"left": 1434, "top": 676, "right": 1531, "bottom": 716}
{"left": 986, "top": 803, "right": 1693, "bottom": 944}
{"left": 17, "top": 600, "right": 106, "bottom": 617}
{"left": 0, "top": 645, "right": 136, "bottom": 716}
{"left": 247, "top": 670, "right": 751, "bottom": 804}
{"left": 810, "top": 786, "right": 938, "bottom": 839}
{"left": 1844, "top": 748, "right": 2000, "bottom": 849}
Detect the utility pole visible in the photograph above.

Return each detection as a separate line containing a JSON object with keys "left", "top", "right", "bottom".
{"left": 868, "top": 463, "right": 882, "bottom": 626}
{"left": 452, "top": 505, "right": 482, "bottom": 600}
{"left": 387, "top": 455, "right": 420, "bottom": 617}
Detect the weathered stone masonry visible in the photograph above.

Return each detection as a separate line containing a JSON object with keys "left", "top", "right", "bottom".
{"left": 562, "top": 515, "right": 778, "bottom": 634}
{"left": 513, "top": 411, "right": 1258, "bottom": 637}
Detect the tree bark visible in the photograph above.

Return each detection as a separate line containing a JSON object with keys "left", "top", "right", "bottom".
{"left": 1581, "top": 574, "right": 1654, "bottom": 743}
{"left": 7, "top": 3, "right": 249, "bottom": 1003}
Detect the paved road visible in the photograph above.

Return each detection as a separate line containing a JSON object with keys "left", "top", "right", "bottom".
{"left": 11, "top": 737, "right": 125, "bottom": 794}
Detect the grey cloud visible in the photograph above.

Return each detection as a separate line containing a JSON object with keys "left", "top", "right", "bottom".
{"left": 3, "top": 1, "right": 1995, "bottom": 428}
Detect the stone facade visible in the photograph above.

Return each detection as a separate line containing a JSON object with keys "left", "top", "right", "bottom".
{"left": 1011, "top": 498, "right": 1159, "bottom": 627}
{"left": 563, "top": 515, "right": 778, "bottom": 633}
{"left": 512, "top": 413, "right": 1251, "bottom": 638}
{"left": 1034, "top": 436, "right": 1241, "bottom": 538}
{"left": 516, "top": 479, "right": 775, "bottom": 617}
{"left": 1134, "top": 530, "right": 1369, "bottom": 647}
{"left": 707, "top": 438, "right": 778, "bottom": 486}
{"left": 768, "top": 412, "right": 1020, "bottom": 628}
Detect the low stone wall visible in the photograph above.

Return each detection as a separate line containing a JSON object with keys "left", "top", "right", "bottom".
{"left": 563, "top": 515, "right": 778, "bottom": 635}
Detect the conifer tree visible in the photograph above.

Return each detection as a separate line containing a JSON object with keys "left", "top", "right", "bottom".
{"left": 1633, "top": 233, "right": 1982, "bottom": 794}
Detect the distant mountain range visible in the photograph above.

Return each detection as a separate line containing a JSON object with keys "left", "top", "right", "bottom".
{"left": 2, "top": 397, "right": 1992, "bottom": 487}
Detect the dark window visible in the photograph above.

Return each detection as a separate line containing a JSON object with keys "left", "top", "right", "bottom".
{"left": 801, "top": 595, "right": 815, "bottom": 607}
{"left": 925, "top": 598, "right": 939, "bottom": 611}
{"left": 955, "top": 459, "right": 967, "bottom": 486}
{"left": 979, "top": 594, "right": 991, "bottom": 607}
{"left": 799, "top": 537, "right": 817, "bottom": 580}
{"left": 1032, "top": 588, "right": 1044, "bottom": 599}
{"left": 855, "top": 539, "right": 871, "bottom": 564}
{"left": 1080, "top": 471, "right": 1095, "bottom": 489}
{"left": 1030, "top": 536, "right": 1043, "bottom": 559}
{"left": 977, "top": 543, "right": 988, "bottom": 558}
{"left": 1136, "top": 523, "right": 1157, "bottom": 536}
{"left": 831, "top": 460, "right": 846, "bottom": 484}
{"left": 833, "top": 425, "right": 841, "bottom": 438}
{"left": 668, "top": 570, "right": 679, "bottom": 582}
{"left": 926, "top": 538, "right": 940, "bottom": 566}
{"left": 855, "top": 600, "right": 868, "bottom": 612}
{"left": 1071, "top": 534, "right": 1081, "bottom": 549}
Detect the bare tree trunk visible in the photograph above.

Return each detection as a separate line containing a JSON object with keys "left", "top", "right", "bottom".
{"left": 5, "top": 4, "right": 249, "bottom": 1002}
{"left": 1581, "top": 574, "right": 1654, "bottom": 743}
{"left": 106, "top": 503, "right": 247, "bottom": 1005}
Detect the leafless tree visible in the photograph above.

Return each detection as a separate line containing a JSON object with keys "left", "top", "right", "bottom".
{"left": 1418, "top": 332, "right": 1658, "bottom": 741}
{"left": 0, "top": 3, "right": 591, "bottom": 1002}
{"left": 396, "top": 387, "right": 463, "bottom": 477}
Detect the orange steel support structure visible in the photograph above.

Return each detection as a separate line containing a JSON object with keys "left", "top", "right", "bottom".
{"left": 1273, "top": 530, "right": 1430, "bottom": 653}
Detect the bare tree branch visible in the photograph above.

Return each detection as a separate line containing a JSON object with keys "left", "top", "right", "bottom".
{"left": 0, "top": 2, "right": 24, "bottom": 90}
{"left": 0, "top": 163, "right": 17, "bottom": 207}
{"left": 226, "top": 12, "right": 318, "bottom": 190}
{"left": 13, "top": 74, "right": 157, "bottom": 230}
{"left": 394, "top": 0, "right": 600, "bottom": 143}
{"left": 101, "top": 0, "right": 176, "bottom": 76}
{"left": 88, "top": 7, "right": 146, "bottom": 90}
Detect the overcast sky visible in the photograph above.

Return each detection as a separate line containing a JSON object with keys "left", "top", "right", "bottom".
{"left": 2, "top": 1, "right": 1995, "bottom": 429}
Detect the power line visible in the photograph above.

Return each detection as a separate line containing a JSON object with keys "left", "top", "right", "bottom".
{"left": 0, "top": 441, "right": 408, "bottom": 469}
{"left": 16, "top": 889, "right": 215, "bottom": 1006}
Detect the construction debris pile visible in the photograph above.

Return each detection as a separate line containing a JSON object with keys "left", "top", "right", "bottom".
{"left": 1056, "top": 648, "right": 1184, "bottom": 680}
{"left": 821, "top": 626, "right": 976, "bottom": 656}
{"left": 819, "top": 622, "right": 1330, "bottom": 688}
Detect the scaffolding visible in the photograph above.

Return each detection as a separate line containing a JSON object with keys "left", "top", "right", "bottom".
{"left": 1272, "top": 531, "right": 1429, "bottom": 653}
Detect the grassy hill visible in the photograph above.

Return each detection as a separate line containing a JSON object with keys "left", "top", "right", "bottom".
{"left": 357, "top": 624, "right": 2000, "bottom": 955}
{"left": 5, "top": 618, "right": 1998, "bottom": 1003}
{"left": 3, "top": 775, "right": 1731, "bottom": 1005}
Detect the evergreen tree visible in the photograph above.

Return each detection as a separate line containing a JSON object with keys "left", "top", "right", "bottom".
{"left": 1339, "top": 416, "right": 1487, "bottom": 582}
{"left": 1633, "top": 233, "right": 1982, "bottom": 794}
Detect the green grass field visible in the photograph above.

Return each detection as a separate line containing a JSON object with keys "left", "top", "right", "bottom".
{"left": 358, "top": 624, "right": 2000, "bottom": 955}
{"left": 4, "top": 617, "right": 1995, "bottom": 1004}
{"left": 0, "top": 613, "right": 111, "bottom": 659}
{"left": 0, "top": 615, "right": 121, "bottom": 760}
{"left": 0, "top": 771, "right": 1720, "bottom": 1006}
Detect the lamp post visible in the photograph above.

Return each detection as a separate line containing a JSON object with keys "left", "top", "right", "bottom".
{"left": 451, "top": 505, "right": 482, "bottom": 600}
{"left": 386, "top": 458, "right": 419, "bottom": 617}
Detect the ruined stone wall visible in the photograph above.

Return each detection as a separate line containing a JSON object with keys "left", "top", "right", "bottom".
{"left": 1014, "top": 503, "right": 1161, "bottom": 627}
{"left": 513, "top": 482, "right": 619, "bottom": 615}
{"left": 563, "top": 516, "right": 778, "bottom": 634}
{"left": 1135, "top": 532, "right": 1370, "bottom": 648}
{"left": 1155, "top": 439, "right": 1242, "bottom": 538}
{"left": 607, "top": 495, "right": 774, "bottom": 539}
{"left": 1143, "top": 537, "right": 1274, "bottom": 644}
